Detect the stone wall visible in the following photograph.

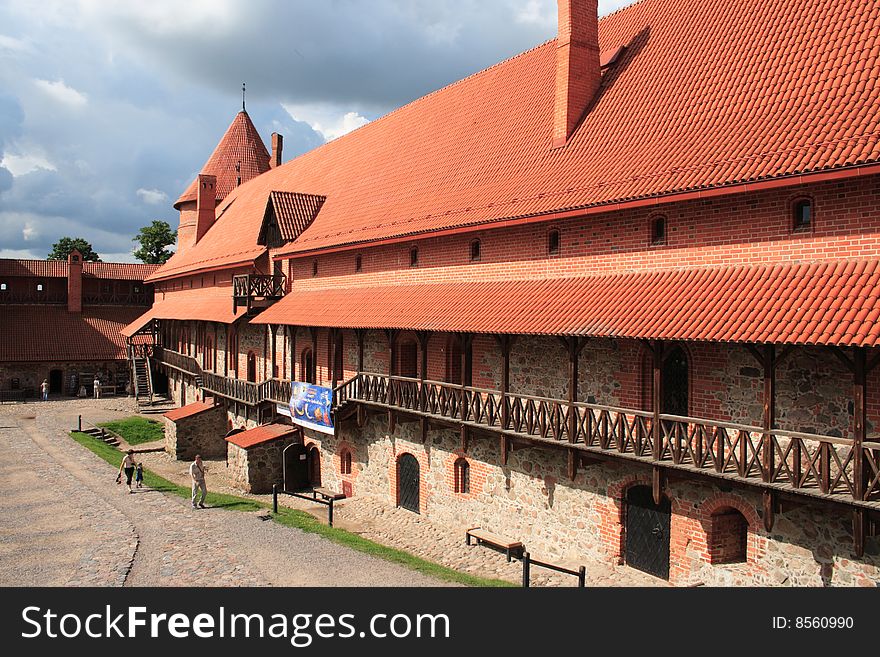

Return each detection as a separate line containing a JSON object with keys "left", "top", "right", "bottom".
{"left": 319, "top": 412, "right": 879, "bottom": 587}
{"left": 226, "top": 435, "right": 297, "bottom": 493}
{"left": 164, "top": 404, "right": 228, "bottom": 460}
{"left": 0, "top": 360, "right": 129, "bottom": 397}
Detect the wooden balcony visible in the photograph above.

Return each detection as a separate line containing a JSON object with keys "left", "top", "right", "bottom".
{"left": 336, "top": 373, "right": 880, "bottom": 517}
{"left": 232, "top": 274, "right": 286, "bottom": 314}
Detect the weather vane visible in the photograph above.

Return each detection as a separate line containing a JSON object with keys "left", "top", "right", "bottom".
{"left": 242, "top": 82, "right": 246, "bottom": 112}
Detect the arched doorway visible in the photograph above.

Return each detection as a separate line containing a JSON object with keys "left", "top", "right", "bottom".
{"left": 396, "top": 340, "right": 418, "bottom": 378}
{"left": 301, "top": 348, "right": 314, "bottom": 384}
{"left": 246, "top": 351, "right": 257, "bottom": 383}
{"left": 624, "top": 485, "right": 671, "bottom": 580}
{"left": 445, "top": 336, "right": 461, "bottom": 384}
{"left": 308, "top": 445, "right": 321, "bottom": 486}
{"left": 662, "top": 345, "right": 689, "bottom": 415}
{"left": 283, "top": 442, "right": 310, "bottom": 492}
{"left": 397, "top": 453, "right": 420, "bottom": 513}
{"left": 49, "top": 369, "right": 63, "bottom": 394}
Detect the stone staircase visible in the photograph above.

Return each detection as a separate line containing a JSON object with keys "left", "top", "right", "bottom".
{"left": 80, "top": 426, "right": 120, "bottom": 448}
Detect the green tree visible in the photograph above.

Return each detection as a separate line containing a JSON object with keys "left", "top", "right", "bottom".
{"left": 47, "top": 237, "right": 101, "bottom": 261}
{"left": 132, "top": 220, "right": 177, "bottom": 264}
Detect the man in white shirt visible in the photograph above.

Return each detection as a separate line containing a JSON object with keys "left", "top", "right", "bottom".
{"left": 190, "top": 455, "right": 207, "bottom": 509}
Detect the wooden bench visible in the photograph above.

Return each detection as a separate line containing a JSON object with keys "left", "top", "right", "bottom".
{"left": 466, "top": 527, "right": 524, "bottom": 562}
{"left": 312, "top": 487, "right": 345, "bottom": 502}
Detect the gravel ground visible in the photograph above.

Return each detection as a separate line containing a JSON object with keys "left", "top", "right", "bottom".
{"left": 0, "top": 398, "right": 449, "bottom": 587}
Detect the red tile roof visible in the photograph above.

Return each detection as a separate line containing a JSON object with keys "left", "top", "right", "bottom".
{"left": 258, "top": 191, "right": 326, "bottom": 244}
{"left": 163, "top": 401, "right": 216, "bottom": 422}
{"left": 121, "top": 289, "right": 245, "bottom": 337}
{"left": 226, "top": 423, "right": 298, "bottom": 449}
{"left": 151, "top": 0, "right": 880, "bottom": 280}
{"left": 252, "top": 259, "right": 880, "bottom": 347}
{"left": 0, "top": 259, "right": 159, "bottom": 281}
{"left": 174, "top": 111, "right": 270, "bottom": 209}
{"left": 0, "top": 306, "right": 149, "bottom": 361}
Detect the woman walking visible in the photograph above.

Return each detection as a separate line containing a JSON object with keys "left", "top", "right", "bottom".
{"left": 116, "top": 449, "right": 136, "bottom": 493}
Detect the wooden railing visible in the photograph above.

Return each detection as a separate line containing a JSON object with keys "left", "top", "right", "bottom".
{"left": 233, "top": 274, "right": 286, "bottom": 299}
{"left": 341, "top": 372, "right": 880, "bottom": 506}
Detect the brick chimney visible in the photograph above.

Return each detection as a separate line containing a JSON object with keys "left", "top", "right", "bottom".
{"left": 195, "top": 173, "right": 217, "bottom": 244}
{"left": 553, "top": 0, "right": 601, "bottom": 148}
{"left": 270, "top": 132, "right": 283, "bottom": 169}
{"left": 67, "top": 249, "right": 82, "bottom": 313}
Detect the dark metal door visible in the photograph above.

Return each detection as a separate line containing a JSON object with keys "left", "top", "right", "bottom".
{"left": 398, "top": 454, "right": 420, "bottom": 513}
{"left": 283, "top": 443, "right": 310, "bottom": 492}
{"left": 625, "top": 485, "right": 670, "bottom": 579}
{"left": 49, "top": 369, "right": 63, "bottom": 394}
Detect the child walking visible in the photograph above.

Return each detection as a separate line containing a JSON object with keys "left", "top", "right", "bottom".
{"left": 135, "top": 462, "right": 144, "bottom": 488}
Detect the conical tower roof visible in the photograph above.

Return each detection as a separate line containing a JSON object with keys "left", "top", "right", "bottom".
{"left": 174, "top": 111, "right": 271, "bottom": 209}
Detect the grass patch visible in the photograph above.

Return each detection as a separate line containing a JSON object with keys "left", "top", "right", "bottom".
{"left": 69, "top": 431, "right": 512, "bottom": 587}
{"left": 98, "top": 417, "right": 164, "bottom": 445}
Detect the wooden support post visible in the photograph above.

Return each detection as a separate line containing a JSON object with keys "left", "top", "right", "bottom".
{"left": 500, "top": 435, "right": 509, "bottom": 465}
{"left": 459, "top": 333, "right": 473, "bottom": 449}
{"left": 652, "top": 465, "right": 665, "bottom": 506}
{"left": 762, "top": 490, "right": 775, "bottom": 532}
{"left": 762, "top": 344, "right": 776, "bottom": 484}
{"left": 567, "top": 449, "right": 578, "bottom": 481}
{"left": 567, "top": 337, "right": 578, "bottom": 444}
{"left": 418, "top": 331, "right": 430, "bottom": 414}
{"left": 853, "top": 508, "right": 866, "bottom": 558}
{"left": 460, "top": 425, "right": 469, "bottom": 453}
{"left": 386, "top": 329, "right": 398, "bottom": 405}
{"left": 356, "top": 329, "right": 365, "bottom": 373}
{"left": 497, "top": 335, "right": 511, "bottom": 430}
{"left": 388, "top": 410, "right": 396, "bottom": 434}
{"left": 287, "top": 326, "right": 295, "bottom": 381}
{"left": 652, "top": 340, "right": 664, "bottom": 461}
{"left": 310, "top": 328, "right": 318, "bottom": 383}
{"left": 853, "top": 347, "right": 867, "bottom": 502}
{"left": 420, "top": 417, "right": 428, "bottom": 443}
{"left": 357, "top": 404, "right": 367, "bottom": 428}
{"left": 270, "top": 323, "right": 277, "bottom": 379}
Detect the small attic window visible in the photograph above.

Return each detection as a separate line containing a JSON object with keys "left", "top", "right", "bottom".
{"left": 312, "top": 260, "right": 318, "bottom": 277}
{"left": 0, "top": 283, "right": 7, "bottom": 291}
{"left": 355, "top": 255, "right": 362, "bottom": 272}
{"left": 71, "top": 254, "right": 79, "bottom": 262}
{"left": 410, "top": 247, "right": 419, "bottom": 267}
{"left": 469, "top": 239, "right": 481, "bottom": 262}
{"left": 793, "top": 198, "right": 813, "bottom": 231}
{"left": 651, "top": 216, "right": 667, "bottom": 245}
{"left": 548, "top": 229, "right": 560, "bottom": 255}
{"left": 36, "top": 282, "right": 44, "bottom": 292}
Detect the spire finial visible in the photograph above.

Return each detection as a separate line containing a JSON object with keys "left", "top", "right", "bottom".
{"left": 242, "top": 82, "right": 246, "bottom": 112}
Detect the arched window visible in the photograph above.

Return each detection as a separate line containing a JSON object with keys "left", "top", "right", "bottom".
{"left": 409, "top": 247, "right": 419, "bottom": 267}
{"left": 792, "top": 197, "right": 813, "bottom": 230}
{"left": 469, "top": 239, "right": 481, "bottom": 262}
{"left": 355, "top": 254, "right": 362, "bottom": 272}
{"left": 301, "top": 347, "right": 315, "bottom": 384}
{"left": 246, "top": 351, "right": 257, "bottom": 383}
{"left": 709, "top": 508, "right": 748, "bottom": 564}
{"left": 340, "top": 449, "right": 352, "bottom": 475}
{"left": 308, "top": 446, "right": 322, "bottom": 486}
{"left": 312, "top": 260, "right": 318, "bottom": 277}
{"left": 651, "top": 215, "right": 667, "bottom": 245}
{"left": 454, "top": 458, "right": 470, "bottom": 494}
{"left": 548, "top": 229, "right": 560, "bottom": 255}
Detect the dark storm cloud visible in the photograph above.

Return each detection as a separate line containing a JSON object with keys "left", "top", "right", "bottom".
{"left": 0, "top": 0, "right": 632, "bottom": 260}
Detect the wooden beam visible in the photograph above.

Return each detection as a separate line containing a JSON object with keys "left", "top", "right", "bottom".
{"left": 762, "top": 490, "right": 776, "bottom": 532}
{"left": 420, "top": 417, "right": 429, "bottom": 443}
{"left": 388, "top": 409, "right": 396, "bottom": 434}
{"left": 499, "top": 335, "right": 511, "bottom": 430}
{"left": 567, "top": 337, "right": 579, "bottom": 445}
{"left": 460, "top": 425, "right": 469, "bottom": 453}
{"left": 652, "top": 465, "right": 665, "bottom": 505}
{"left": 567, "top": 450, "right": 578, "bottom": 481}
{"left": 356, "top": 403, "right": 367, "bottom": 428}
{"left": 867, "top": 350, "right": 880, "bottom": 374}
{"left": 829, "top": 345, "right": 855, "bottom": 373}
{"left": 500, "top": 435, "right": 509, "bottom": 465}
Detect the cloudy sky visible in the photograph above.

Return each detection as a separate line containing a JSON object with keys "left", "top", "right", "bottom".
{"left": 0, "top": 0, "right": 633, "bottom": 262}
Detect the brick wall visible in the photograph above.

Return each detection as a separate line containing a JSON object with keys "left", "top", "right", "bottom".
{"left": 286, "top": 176, "right": 880, "bottom": 291}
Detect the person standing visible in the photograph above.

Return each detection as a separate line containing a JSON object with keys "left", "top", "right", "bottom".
{"left": 116, "top": 449, "right": 136, "bottom": 493}
{"left": 40, "top": 379, "right": 49, "bottom": 401}
{"left": 190, "top": 455, "right": 207, "bottom": 509}
{"left": 93, "top": 375, "right": 101, "bottom": 399}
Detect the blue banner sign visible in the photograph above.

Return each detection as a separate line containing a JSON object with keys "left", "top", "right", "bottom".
{"left": 289, "top": 382, "right": 334, "bottom": 435}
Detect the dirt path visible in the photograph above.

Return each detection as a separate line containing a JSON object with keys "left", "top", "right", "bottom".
{"left": 0, "top": 401, "right": 448, "bottom": 587}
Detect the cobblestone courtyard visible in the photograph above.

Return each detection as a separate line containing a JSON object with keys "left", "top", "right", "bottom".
{"left": 0, "top": 398, "right": 662, "bottom": 587}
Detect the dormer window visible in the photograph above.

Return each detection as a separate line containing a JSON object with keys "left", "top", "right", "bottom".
{"left": 410, "top": 247, "right": 419, "bottom": 267}
{"left": 0, "top": 283, "right": 6, "bottom": 291}
{"left": 469, "top": 239, "right": 481, "bottom": 262}
{"left": 36, "top": 283, "right": 44, "bottom": 292}
{"left": 793, "top": 198, "right": 813, "bottom": 231}
{"left": 651, "top": 215, "right": 667, "bottom": 246}
{"left": 548, "top": 229, "right": 560, "bottom": 255}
